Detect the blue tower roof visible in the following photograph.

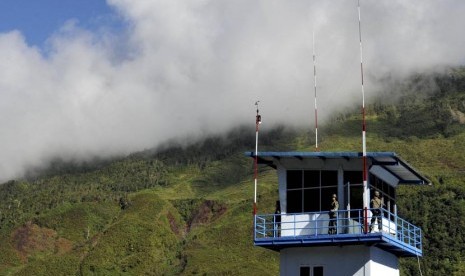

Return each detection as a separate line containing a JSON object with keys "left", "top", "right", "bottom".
{"left": 245, "top": 151, "right": 430, "bottom": 185}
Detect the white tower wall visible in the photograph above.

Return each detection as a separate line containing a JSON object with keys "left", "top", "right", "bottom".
{"left": 280, "top": 245, "right": 399, "bottom": 276}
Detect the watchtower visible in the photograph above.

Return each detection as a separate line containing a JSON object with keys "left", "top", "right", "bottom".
{"left": 246, "top": 151, "right": 429, "bottom": 276}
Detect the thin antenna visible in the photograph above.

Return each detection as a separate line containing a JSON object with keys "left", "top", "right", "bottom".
{"left": 253, "top": 101, "right": 261, "bottom": 215}
{"left": 312, "top": 30, "right": 319, "bottom": 151}
{"left": 357, "top": 0, "right": 369, "bottom": 233}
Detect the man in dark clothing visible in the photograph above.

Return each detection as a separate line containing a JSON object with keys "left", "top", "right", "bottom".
{"left": 274, "top": 200, "right": 281, "bottom": 237}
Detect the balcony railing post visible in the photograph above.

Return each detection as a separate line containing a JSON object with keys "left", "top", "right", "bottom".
{"left": 409, "top": 223, "right": 413, "bottom": 246}
{"left": 315, "top": 213, "right": 319, "bottom": 237}
{"left": 254, "top": 214, "right": 256, "bottom": 239}
{"left": 363, "top": 207, "right": 368, "bottom": 234}
{"left": 394, "top": 211, "right": 396, "bottom": 237}
{"left": 294, "top": 213, "right": 296, "bottom": 237}
{"left": 273, "top": 213, "right": 276, "bottom": 238}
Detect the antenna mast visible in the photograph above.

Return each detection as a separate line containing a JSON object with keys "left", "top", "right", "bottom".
{"left": 253, "top": 101, "right": 261, "bottom": 215}
{"left": 313, "top": 31, "right": 319, "bottom": 151}
{"left": 357, "top": 0, "right": 369, "bottom": 233}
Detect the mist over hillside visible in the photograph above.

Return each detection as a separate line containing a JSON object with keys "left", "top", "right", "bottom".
{"left": 0, "top": 69, "right": 465, "bottom": 274}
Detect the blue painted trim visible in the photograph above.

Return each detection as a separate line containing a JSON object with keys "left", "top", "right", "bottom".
{"left": 254, "top": 209, "right": 422, "bottom": 258}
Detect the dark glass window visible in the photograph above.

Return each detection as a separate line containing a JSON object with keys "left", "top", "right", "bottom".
{"left": 304, "top": 170, "right": 320, "bottom": 188}
{"left": 314, "top": 266, "right": 324, "bottom": 276}
{"left": 287, "top": 190, "right": 302, "bottom": 213}
{"left": 300, "top": 266, "right": 310, "bottom": 276}
{"left": 348, "top": 185, "right": 364, "bottom": 219}
{"left": 349, "top": 185, "right": 363, "bottom": 210}
{"left": 388, "top": 184, "right": 395, "bottom": 199}
{"left": 344, "top": 170, "right": 363, "bottom": 185}
{"left": 321, "top": 171, "right": 337, "bottom": 187}
{"left": 287, "top": 170, "right": 303, "bottom": 189}
{"left": 304, "top": 189, "right": 319, "bottom": 212}
{"left": 286, "top": 170, "right": 338, "bottom": 213}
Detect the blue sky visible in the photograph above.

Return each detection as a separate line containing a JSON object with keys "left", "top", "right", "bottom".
{"left": 0, "top": 0, "right": 121, "bottom": 47}
{"left": 0, "top": 0, "right": 464, "bottom": 182}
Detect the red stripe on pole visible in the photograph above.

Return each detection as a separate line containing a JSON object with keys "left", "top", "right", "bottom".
{"left": 254, "top": 103, "right": 261, "bottom": 216}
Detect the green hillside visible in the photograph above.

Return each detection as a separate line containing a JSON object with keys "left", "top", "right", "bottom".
{"left": 1, "top": 68, "right": 465, "bottom": 275}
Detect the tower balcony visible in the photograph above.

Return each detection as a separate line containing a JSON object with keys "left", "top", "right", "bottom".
{"left": 254, "top": 208, "right": 422, "bottom": 257}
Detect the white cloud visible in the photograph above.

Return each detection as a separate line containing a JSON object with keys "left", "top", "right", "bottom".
{"left": 0, "top": 0, "right": 464, "bottom": 181}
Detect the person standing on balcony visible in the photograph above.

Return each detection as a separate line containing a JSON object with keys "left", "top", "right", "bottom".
{"left": 328, "top": 194, "right": 339, "bottom": 234}
{"left": 274, "top": 200, "right": 281, "bottom": 237}
{"left": 369, "top": 190, "right": 384, "bottom": 233}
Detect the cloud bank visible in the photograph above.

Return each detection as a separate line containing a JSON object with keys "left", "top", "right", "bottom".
{"left": 0, "top": 0, "right": 464, "bottom": 181}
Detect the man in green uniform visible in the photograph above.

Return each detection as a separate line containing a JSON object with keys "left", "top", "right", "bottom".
{"left": 328, "top": 194, "right": 339, "bottom": 234}
{"left": 369, "top": 190, "right": 384, "bottom": 233}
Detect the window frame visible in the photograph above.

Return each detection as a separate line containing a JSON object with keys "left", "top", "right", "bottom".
{"left": 286, "top": 170, "right": 337, "bottom": 213}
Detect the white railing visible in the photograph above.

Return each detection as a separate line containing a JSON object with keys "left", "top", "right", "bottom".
{"left": 254, "top": 208, "right": 422, "bottom": 252}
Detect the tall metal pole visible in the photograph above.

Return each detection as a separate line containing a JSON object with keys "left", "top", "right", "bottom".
{"left": 357, "top": 0, "right": 369, "bottom": 233}
{"left": 313, "top": 31, "right": 319, "bottom": 151}
{"left": 254, "top": 101, "right": 261, "bottom": 215}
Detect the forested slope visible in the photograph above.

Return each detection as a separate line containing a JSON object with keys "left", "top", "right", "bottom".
{"left": 1, "top": 68, "right": 465, "bottom": 275}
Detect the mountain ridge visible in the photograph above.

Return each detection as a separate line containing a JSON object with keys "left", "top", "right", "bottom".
{"left": 1, "top": 69, "right": 465, "bottom": 275}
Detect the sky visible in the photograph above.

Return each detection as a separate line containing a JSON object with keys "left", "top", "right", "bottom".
{"left": 0, "top": 0, "right": 119, "bottom": 47}
{"left": 0, "top": 0, "right": 465, "bottom": 181}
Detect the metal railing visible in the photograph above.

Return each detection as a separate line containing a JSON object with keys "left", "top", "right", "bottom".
{"left": 254, "top": 208, "right": 422, "bottom": 252}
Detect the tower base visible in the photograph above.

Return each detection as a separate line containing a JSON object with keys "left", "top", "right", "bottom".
{"left": 280, "top": 245, "right": 399, "bottom": 276}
